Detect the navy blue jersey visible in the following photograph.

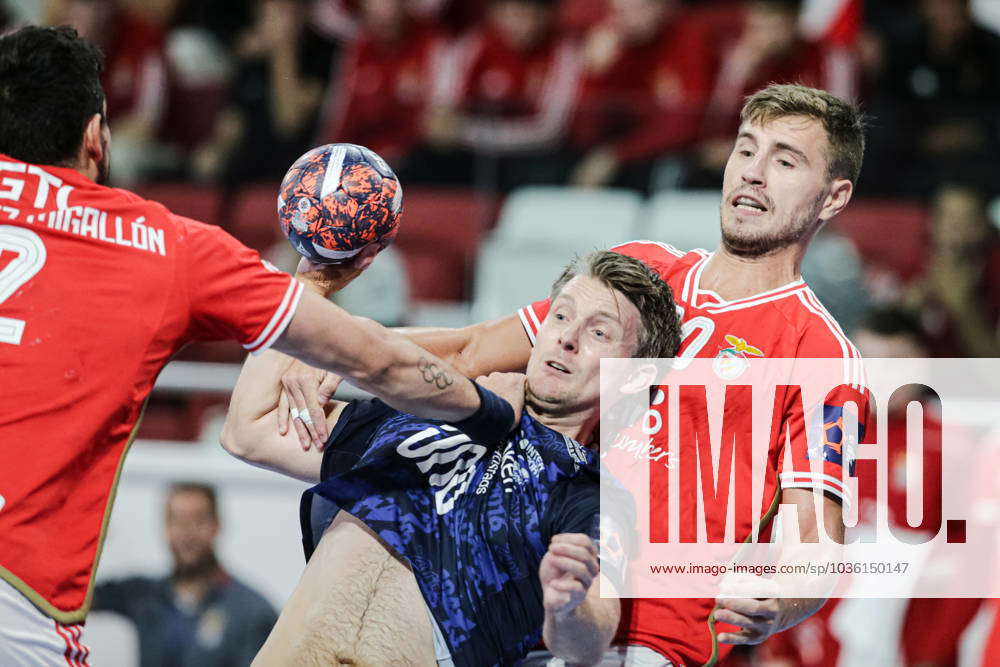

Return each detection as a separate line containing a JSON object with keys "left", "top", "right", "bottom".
{"left": 300, "top": 399, "right": 600, "bottom": 666}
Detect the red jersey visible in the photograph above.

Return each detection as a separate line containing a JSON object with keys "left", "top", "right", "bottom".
{"left": 317, "top": 21, "right": 446, "bottom": 163}
{"left": 571, "top": 10, "right": 714, "bottom": 163}
{"left": 0, "top": 155, "right": 302, "bottom": 623}
{"left": 446, "top": 26, "right": 581, "bottom": 153}
{"left": 101, "top": 7, "right": 168, "bottom": 129}
{"left": 519, "top": 240, "right": 866, "bottom": 666}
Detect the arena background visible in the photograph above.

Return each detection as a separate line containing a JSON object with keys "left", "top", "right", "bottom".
{"left": 5, "top": 0, "right": 1000, "bottom": 664}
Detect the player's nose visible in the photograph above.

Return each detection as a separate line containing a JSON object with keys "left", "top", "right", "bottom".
{"left": 558, "top": 322, "right": 580, "bottom": 352}
{"left": 741, "top": 155, "right": 766, "bottom": 187}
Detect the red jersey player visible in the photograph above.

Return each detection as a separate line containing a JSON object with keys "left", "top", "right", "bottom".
{"left": 0, "top": 26, "right": 522, "bottom": 665}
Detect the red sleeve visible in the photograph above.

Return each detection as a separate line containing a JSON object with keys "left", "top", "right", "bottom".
{"left": 778, "top": 383, "right": 870, "bottom": 510}
{"left": 777, "top": 300, "right": 869, "bottom": 508}
{"left": 177, "top": 215, "right": 303, "bottom": 352}
{"left": 517, "top": 298, "right": 550, "bottom": 345}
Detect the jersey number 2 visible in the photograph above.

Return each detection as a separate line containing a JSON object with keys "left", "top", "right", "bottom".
{"left": 0, "top": 225, "right": 46, "bottom": 345}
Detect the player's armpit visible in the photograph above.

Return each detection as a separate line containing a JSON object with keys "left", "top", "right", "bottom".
{"left": 397, "top": 312, "right": 532, "bottom": 378}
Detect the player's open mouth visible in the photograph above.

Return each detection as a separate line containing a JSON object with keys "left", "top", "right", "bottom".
{"left": 732, "top": 195, "right": 768, "bottom": 213}
{"left": 546, "top": 361, "right": 571, "bottom": 374}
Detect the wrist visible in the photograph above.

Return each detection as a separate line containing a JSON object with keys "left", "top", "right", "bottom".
{"left": 297, "top": 274, "right": 333, "bottom": 297}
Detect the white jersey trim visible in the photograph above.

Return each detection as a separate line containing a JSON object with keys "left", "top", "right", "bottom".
{"left": 688, "top": 252, "right": 807, "bottom": 311}
{"left": 796, "top": 289, "right": 864, "bottom": 390}
{"left": 244, "top": 278, "right": 304, "bottom": 354}
{"left": 781, "top": 471, "right": 846, "bottom": 493}
{"left": 779, "top": 474, "right": 852, "bottom": 512}
{"left": 612, "top": 239, "right": 689, "bottom": 259}
{"left": 518, "top": 306, "right": 539, "bottom": 346}
{"left": 681, "top": 252, "right": 707, "bottom": 303}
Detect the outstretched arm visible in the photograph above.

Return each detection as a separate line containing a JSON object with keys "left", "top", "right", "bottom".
{"left": 273, "top": 289, "right": 485, "bottom": 421}
{"left": 276, "top": 267, "right": 534, "bottom": 448}
{"left": 541, "top": 534, "right": 620, "bottom": 664}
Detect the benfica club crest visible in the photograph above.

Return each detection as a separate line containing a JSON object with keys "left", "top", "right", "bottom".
{"left": 712, "top": 334, "right": 765, "bottom": 380}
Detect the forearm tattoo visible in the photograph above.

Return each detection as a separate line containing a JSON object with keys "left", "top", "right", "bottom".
{"left": 418, "top": 356, "right": 454, "bottom": 390}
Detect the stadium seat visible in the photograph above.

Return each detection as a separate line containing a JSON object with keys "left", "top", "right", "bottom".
{"left": 392, "top": 187, "right": 497, "bottom": 302}
{"left": 641, "top": 189, "right": 722, "bottom": 253}
{"left": 132, "top": 183, "right": 223, "bottom": 228}
{"left": 228, "top": 184, "right": 282, "bottom": 253}
{"left": 491, "top": 186, "right": 643, "bottom": 253}
{"left": 471, "top": 241, "right": 570, "bottom": 322}
{"left": 833, "top": 199, "right": 928, "bottom": 281}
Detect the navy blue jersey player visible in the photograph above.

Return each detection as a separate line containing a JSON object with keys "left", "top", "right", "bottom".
{"left": 299, "top": 400, "right": 604, "bottom": 665}
{"left": 222, "top": 250, "right": 681, "bottom": 665}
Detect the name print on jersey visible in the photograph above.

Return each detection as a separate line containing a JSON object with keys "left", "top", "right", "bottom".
{"left": 396, "top": 424, "right": 487, "bottom": 515}
{"left": 47, "top": 209, "right": 165, "bottom": 256}
{"left": 0, "top": 161, "right": 166, "bottom": 256}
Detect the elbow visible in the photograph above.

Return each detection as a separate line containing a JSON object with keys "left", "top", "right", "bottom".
{"left": 342, "top": 357, "right": 393, "bottom": 395}
{"left": 220, "top": 417, "right": 257, "bottom": 463}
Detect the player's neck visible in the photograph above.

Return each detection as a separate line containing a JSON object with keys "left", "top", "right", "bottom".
{"left": 526, "top": 404, "right": 598, "bottom": 446}
{"left": 701, "top": 245, "right": 803, "bottom": 301}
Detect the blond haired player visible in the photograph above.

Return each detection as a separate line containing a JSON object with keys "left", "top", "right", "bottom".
{"left": 283, "top": 83, "right": 870, "bottom": 666}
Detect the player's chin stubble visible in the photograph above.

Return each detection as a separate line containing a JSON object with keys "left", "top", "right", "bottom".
{"left": 524, "top": 378, "right": 574, "bottom": 418}
{"left": 721, "top": 193, "right": 824, "bottom": 258}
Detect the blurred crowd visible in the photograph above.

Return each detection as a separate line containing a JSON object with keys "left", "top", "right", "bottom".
{"left": 4, "top": 2, "right": 1000, "bottom": 665}
{"left": 2, "top": 0, "right": 998, "bottom": 361}
{"left": 2, "top": 0, "right": 998, "bottom": 196}
{"left": 2, "top": 0, "right": 997, "bottom": 357}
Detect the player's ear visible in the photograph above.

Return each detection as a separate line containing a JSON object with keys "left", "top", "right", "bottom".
{"left": 818, "top": 178, "right": 853, "bottom": 222}
{"left": 80, "top": 113, "right": 105, "bottom": 170}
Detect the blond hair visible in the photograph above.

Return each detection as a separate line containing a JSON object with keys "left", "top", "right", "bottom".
{"left": 741, "top": 83, "right": 866, "bottom": 184}
{"left": 550, "top": 251, "right": 681, "bottom": 358}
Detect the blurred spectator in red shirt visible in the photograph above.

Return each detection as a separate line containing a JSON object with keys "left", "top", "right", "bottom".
{"left": 408, "top": 0, "right": 581, "bottom": 192}
{"left": 905, "top": 183, "right": 1000, "bottom": 358}
{"left": 862, "top": 0, "right": 1000, "bottom": 198}
{"left": 192, "top": 0, "right": 335, "bottom": 189}
{"left": 687, "top": 0, "right": 858, "bottom": 188}
{"left": 61, "top": 0, "right": 169, "bottom": 185}
{"left": 315, "top": 0, "right": 446, "bottom": 168}
{"left": 566, "top": 0, "right": 713, "bottom": 192}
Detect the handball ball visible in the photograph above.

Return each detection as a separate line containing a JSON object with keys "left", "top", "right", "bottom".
{"left": 277, "top": 143, "right": 403, "bottom": 264}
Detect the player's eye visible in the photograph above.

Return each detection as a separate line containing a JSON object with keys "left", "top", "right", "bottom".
{"left": 593, "top": 329, "right": 606, "bottom": 338}
{"left": 554, "top": 312, "right": 566, "bottom": 321}
{"left": 738, "top": 149, "right": 753, "bottom": 158}
{"left": 777, "top": 159, "right": 794, "bottom": 168}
